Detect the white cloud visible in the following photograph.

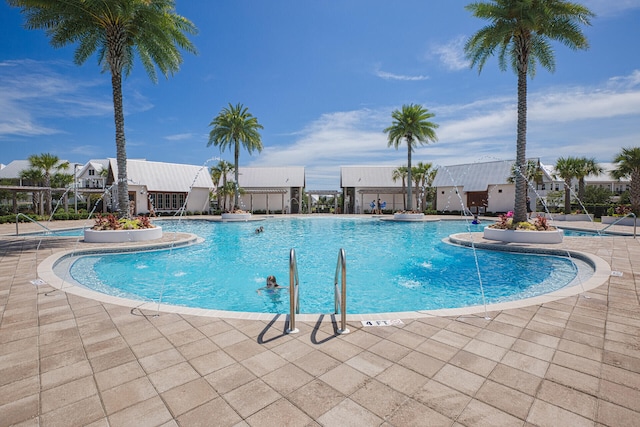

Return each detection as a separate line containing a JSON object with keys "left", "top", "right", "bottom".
{"left": 252, "top": 71, "right": 640, "bottom": 189}
{"left": 429, "top": 36, "right": 469, "bottom": 71}
{"left": 581, "top": 0, "right": 640, "bottom": 16}
{"left": 165, "top": 133, "right": 195, "bottom": 141}
{"left": 373, "top": 66, "right": 429, "bottom": 81}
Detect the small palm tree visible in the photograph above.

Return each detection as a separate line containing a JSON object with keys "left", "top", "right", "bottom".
{"left": 384, "top": 104, "right": 438, "bottom": 211}
{"left": 465, "top": 0, "right": 594, "bottom": 223}
{"left": 10, "top": 0, "right": 198, "bottom": 218}
{"left": 19, "top": 167, "right": 44, "bottom": 214}
{"left": 391, "top": 166, "right": 408, "bottom": 210}
{"left": 27, "top": 153, "right": 69, "bottom": 216}
{"left": 208, "top": 103, "right": 264, "bottom": 209}
{"left": 574, "top": 157, "right": 603, "bottom": 201}
{"left": 611, "top": 147, "right": 640, "bottom": 214}
{"left": 210, "top": 160, "right": 235, "bottom": 212}
{"left": 554, "top": 156, "right": 580, "bottom": 214}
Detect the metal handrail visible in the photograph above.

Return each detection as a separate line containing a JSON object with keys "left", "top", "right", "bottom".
{"left": 15, "top": 213, "right": 51, "bottom": 235}
{"left": 333, "top": 248, "right": 350, "bottom": 334}
{"left": 286, "top": 248, "right": 300, "bottom": 334}
{"left": 601, "top": 212, "right": 637, "bottom": 238}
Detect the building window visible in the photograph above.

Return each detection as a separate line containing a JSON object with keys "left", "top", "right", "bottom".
{"left": 88, "top": 169, "right": 95, "bottom": 176}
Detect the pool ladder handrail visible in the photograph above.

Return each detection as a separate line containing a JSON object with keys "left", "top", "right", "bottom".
{"left": 334, "top": 248, "right": 350, "bottom": 334}
{"left": 600, "top": 212, "right": 636, "bottom": 238}
{"left": 15, "top": 213, "right": 52, "bottom": 235}
{"left": 286, "top": 248, "right": 300, "bottom": 334}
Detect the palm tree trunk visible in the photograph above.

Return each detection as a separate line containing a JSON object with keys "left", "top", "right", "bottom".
{"left": 407, "top": 143, "right": 413, "bottom": 211}
{"left": 564, "top": 179, "right": 572, "bottom": 213}
{"left": 112, "top": 70, "right": 130, "bottom": 218}
{"left": 631, "top": 170, "right": 640, "bottom": 214}
{"left": 513, "top": 65, "right": 528, "bottom": 223}
{"left": 402, "top": 179, "right": 406, "bottom": 210}
{"left": 234, "top": 139, "right": 240, "bottom": 209}
{"left": 44, "top": 173, "right": 52, "bottom": 216}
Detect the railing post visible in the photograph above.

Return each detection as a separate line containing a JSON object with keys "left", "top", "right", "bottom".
{"left": 334, "top": 248, "right": 350, "bottom": 334}
{"left": 286, "top": 248, "right": 299, "bottom": 334}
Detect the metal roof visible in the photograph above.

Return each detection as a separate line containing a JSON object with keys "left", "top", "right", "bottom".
{"left": 232, "top": 167, "right": 305, "bottom": 188}
{"left": 431, "top": 160, "right": 514, "bottom": 191}
{"left": 340, "top": 166, "right": 403, "bottom": 188}
{"left": 0, "top": 159, "right": 76, "bottom": 179}
{"left": 109, "top": 159, "right": 214, "bottom": 192}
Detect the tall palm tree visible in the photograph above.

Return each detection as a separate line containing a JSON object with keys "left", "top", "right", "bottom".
{"left": 27, "top": 153, "right": 69, "bottom": 216}
{"left": 207, "top": 103, "right": 264, "bottom": 209}
{"left": 554, "top": 156, "right": 579, "bottom": 214}
{"left": 210, "top": 160, "right": 234, "bottom": 212}
{"left": 10, "top": 0, "right": 198, "bottom": 218}
{"left": 391, "top": 166, "right": 408, "bottom": 210}
{"left": 384, "top": 104, "right": 438, "bottom": 211}
{"left": 611, "top": 147, "right": 640, "bottom": 214}
{"left": 574, "top": 157, "right": 603, "bottom": 201}
{"left": 465, "top": 0, "right": 593, "bottom": 223}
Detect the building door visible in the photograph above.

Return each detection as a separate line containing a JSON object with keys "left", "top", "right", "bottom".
{"left": 466, "top": 191, "right": 488, "bottom": 213}
{"left": 290, "top": 187, "right": 300, "bottom": 214}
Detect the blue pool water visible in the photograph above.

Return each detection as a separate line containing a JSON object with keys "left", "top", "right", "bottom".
{"left": 67, "top": 218, "right": 591, "bottom": 314}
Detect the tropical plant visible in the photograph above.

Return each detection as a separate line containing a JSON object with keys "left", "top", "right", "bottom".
{"left": 611, "top": 147, "right": 640, "bottom": 214}
{"left": 574, "top": 157, "right": 603, "bottom": 200}
{"left": 554, "top": 156, "right": 579, "bottom": 214}
{"left": 391, "top": 166, "right": 408, "bottom": 210}
{"left": 27, "top": 153, "right": 69, "bottom": 216}
{"left": 507, "top": 159, "right": 543, "bottom": 187}
{"left": 465, "top": 0, "right": 594, "bottom": 223}
{"left": 9, "top": 0, "right": 198, "bottom": 218}
{"left": 207, "top": 103, "right": 264, "bottom": 209}
{"left": 19, "top": 167, "right": 44, "bottom": 213}
{"left": 210, "top": 160, "right": 235, "bottom": 213}
{"left": 582, "top": 186, "right": 612, "bottom": 205}
{"left": 411, "top": 161, "right": 435, "bottom": 211}
{"left": 384, "top": 104, "right": 438, "bottom": 211}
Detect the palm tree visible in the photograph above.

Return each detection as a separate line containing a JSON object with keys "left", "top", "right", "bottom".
{"left": 391, "top": 166, "right": 408, "bottom": 210}
{"left": 465, "top": 0, "right": 594, "bottom": 223}
{"left": 210, "top": 160, "right": 234, "bottom": 212}
{"left": 27, "top": 153, "right": 69, "bottom": 216}
{"left": 411, "top": 161, "right": 433, "bottom": 211}
{"left": 10, "top": 0, "right": 198, "bottom": 218}
{"left": 207, "top": 103, "right": 264, "bottom": 209}
{"left": 19, "top": 167, "right": 43, "bottom": 214}
{"left": 554, "top": 156, "right": 579, "bottom": 214}
{"left": 611, "top": 147, "right": 640, "bottom": 214}
{"left": 574, "top": 157, "right": 603, "bottom": 201}
{"left": 384, "top": 104, "right": 438, "bottom": 211}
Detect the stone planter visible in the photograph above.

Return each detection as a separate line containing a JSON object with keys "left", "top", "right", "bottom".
{"left": 601, "top": 216, "right": 637, "bottom": 226}
{"left": 393, "top": 213, "right": 424, "bottom": 221}
{"left": 84, "top": 226, "right": 162, "bottom": 243}
{"left": 221, "top": 213, "right": 252, "bottom": 221}
{"left": 483, "top": 227, "right": 563, "bottom": 244}
{"left": 545, "top": 213, "right": 593, "bottom": 221}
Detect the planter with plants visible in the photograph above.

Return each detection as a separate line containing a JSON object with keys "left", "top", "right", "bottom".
{"left": 393, "top": 210, "right": 425, "bottom": 221}
{"left": 221, "top": 209, "right": 252, "bottom": 221}
{"left": 601, "top": 206, "right": 637, "bottom": 226}
{"left": 484, "top": 212, "right": 563, "bottom": 244}
{"left": 84, "top": 213, "right": 162, "bottom": 243}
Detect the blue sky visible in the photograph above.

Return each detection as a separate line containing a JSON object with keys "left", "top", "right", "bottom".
{"left": 1, "top": 0, "right": 639, "bottom": 189}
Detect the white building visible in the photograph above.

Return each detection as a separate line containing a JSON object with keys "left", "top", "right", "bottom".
{"left": 340, "top": 166, "right": 406, "bottom": 214}
{"left": 227, "top": 166, "right": 306, "bottom": 213}
{"left": 108, "top": 159, "right": 214, "bottom": 215}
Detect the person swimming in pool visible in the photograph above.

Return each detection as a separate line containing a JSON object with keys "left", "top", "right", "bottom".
{"left": 257, "top": 275, "right": 286, "bottom": 294}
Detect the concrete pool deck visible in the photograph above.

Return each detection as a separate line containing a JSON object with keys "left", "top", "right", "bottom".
{"left": 1, "top": 216, "right": 639, "bottom": 426}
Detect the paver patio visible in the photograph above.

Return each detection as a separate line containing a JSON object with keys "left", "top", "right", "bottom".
{"left": 0, "top": 218, "right": 638, "bottom": 426}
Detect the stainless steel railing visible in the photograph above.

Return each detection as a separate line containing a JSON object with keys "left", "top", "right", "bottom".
{"left": 601, "top": 212, "right": 636, "bottom": 238}
{"left": 15, "top": 213, "right": 51, "bottom": 235}
{"left": 286, "top": 248, "right": 300, "bottom": 334}
{"left": 333, "top": 248, "right": 350, "bottom": 334}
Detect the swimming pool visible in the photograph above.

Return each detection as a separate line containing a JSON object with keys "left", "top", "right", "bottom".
{"left": 65, "top": 217, "right": 592, "bottom": 314}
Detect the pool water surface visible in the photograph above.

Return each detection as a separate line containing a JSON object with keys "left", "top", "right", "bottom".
{"left": 68, "top": 217, "right": 591, "bottom": 314}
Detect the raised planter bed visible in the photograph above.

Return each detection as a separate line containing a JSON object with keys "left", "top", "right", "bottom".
{"left": 483, "top": 227, "right": 563, "bottom": 244}
{"left": 601, "top": 216, "right": 637, "bottom": 226}
{"left": 544, "top": 213, "right": 593, "bottom": 221}
{"left": 393, "top": 213, "right": 424, "bottom": 221}
{"left": 84, "top": 226, "right": 163, "bottom": 243}
{"left": 221, "top": 213, "right": 252, "bottom": 221}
